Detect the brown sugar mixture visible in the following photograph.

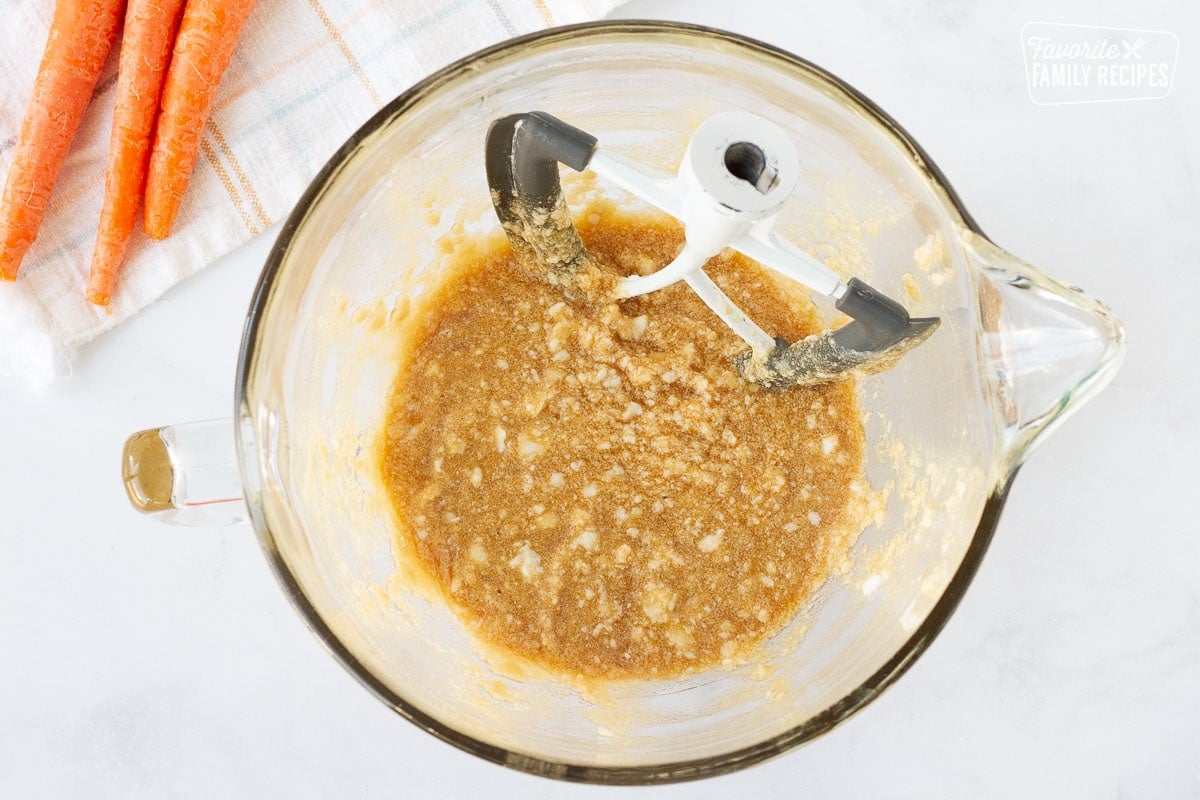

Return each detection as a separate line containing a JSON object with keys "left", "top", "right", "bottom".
{"left": 380, "top": 207, "right": 866, "bottom": 679}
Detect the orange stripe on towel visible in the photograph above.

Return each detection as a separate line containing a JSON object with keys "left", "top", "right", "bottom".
{"left": 201, "top": 139, "right": 259, "bottom": 235}
{"left": 306, "top": 0, "right": 383, "bottom": 106}
{"left": 208, "top": 121, "right": 271, "bottom": 230}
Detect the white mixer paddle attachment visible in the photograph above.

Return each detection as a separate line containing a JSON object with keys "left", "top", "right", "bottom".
{"left": 484, "top": 111, "right": 940, "bottom": 389}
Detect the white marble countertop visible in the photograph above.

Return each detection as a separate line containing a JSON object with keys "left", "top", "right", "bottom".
{"left": 2, "top": 0, "right": 1197, "bottom": 796}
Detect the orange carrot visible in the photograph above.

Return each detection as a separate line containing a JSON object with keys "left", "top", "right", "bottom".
{"left": 143, "top": 0, "right": 258, "bottom": 240}
{"left": 85, "top": 0, "right": 187, "bottom": 306}
{"left": 0, "top": 0, "right": 126, "bottom": 281}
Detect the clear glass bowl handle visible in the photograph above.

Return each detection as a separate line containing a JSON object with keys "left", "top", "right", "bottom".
{"left": 122, "top": 418, "right": 247, "bottom": 526}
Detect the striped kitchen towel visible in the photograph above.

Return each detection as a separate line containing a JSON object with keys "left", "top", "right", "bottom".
{"left": 0, "top": 0, "right": 619, "bottom": 391}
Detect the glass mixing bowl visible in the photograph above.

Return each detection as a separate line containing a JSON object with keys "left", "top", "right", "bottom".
{"left": 121, "top": 21, "right": 1124, "bottom": 783}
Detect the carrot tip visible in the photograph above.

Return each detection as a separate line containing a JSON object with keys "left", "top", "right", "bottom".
{"left": 87, "top": 289, "right": 111, "bottom": 306}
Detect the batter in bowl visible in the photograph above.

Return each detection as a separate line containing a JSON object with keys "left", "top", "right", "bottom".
{"left": 380, "top": 206, "right": 868, "bottom": 679}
